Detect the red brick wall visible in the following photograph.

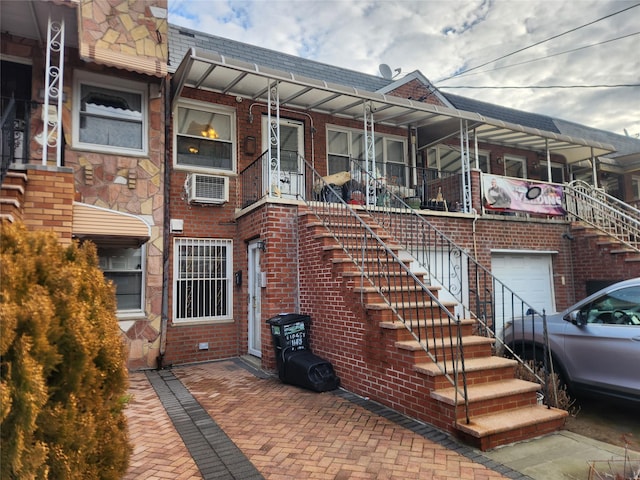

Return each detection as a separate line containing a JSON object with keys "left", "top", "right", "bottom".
{"left": 569, "top": 229, "right": 640, "bottom": 301}
{"left": 22, "top": 166, "right": 75, "bottom": 245}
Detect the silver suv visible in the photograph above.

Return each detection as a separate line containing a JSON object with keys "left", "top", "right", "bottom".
{"left": 504, "top": 278, "right": 640, "bottom": 402}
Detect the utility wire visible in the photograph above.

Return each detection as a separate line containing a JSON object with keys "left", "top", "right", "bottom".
{"left": 437, "top": 2, "right": 640, "bottom": 83}
{"left": 442, "top": 31, "right": 640, "bottom": 81}
{"left": 440, "top": 84, "right": 640, "bottom": 89}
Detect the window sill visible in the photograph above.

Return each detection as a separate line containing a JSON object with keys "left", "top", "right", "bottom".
{"left": 171, "top": 318, "right": 235, "bottom": 327}
{"left": 71, "top": 143, "right": 149, "bottom": 158}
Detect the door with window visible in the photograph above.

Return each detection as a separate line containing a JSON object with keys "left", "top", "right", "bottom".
{"left": 248, "top": 241, "right": 262, "bottom": 357}
{"left": 262, "top": 117, "right": 304, "bottom": 199}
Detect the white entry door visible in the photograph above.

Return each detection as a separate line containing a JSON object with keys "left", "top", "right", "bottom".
{"left": 262, "top": 117, "right": 304, "bottom": 199}
{"left": 248, "top": 241, "right": 262, "bottom": 357}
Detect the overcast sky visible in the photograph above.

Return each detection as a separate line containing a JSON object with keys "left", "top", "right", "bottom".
{"left": 168, "top": 0, "right": 640, "bottom": 137}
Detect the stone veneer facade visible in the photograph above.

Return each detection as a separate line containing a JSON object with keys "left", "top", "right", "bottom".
{"left": 1, "top": 0, "right": 168, "bottom": 369}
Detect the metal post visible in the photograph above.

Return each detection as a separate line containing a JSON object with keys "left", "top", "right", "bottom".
{"left": 459, "top": 120, "right": 472, "bottom": 213}
{"left": 267, "top": 81, "right": 280, "bottom": 197}
{"left": 364, "top": 102, "right": 376, "bottom": 205}
{"left": 546, "top": 139, "right": 552, "bottom": 181}
{"left": 591, "top": 147, "right": 598, "bottom": 188}
{"left": 43, "top": 16, "right": 65, "bottom": 167}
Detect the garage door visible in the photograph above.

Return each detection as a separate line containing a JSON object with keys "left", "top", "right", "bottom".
{"left": 491, "top": 252, "right": 556, "bottom": 319}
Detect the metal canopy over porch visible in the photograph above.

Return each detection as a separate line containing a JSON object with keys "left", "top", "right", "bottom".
{"left": 171, "top": 47, "right": 615, "bottom": 163}
{"left": 171, "top": 47, "right": 616, "bottom": 210}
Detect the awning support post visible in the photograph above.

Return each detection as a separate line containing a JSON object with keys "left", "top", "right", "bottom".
{"left": 460, "top": 120, "right": 472, "bottom": 213}
{"left": 364, "top": 102, "right": 376, "bottom": 205}
{"left": 267, "top": 80, "right": 281, "bottom": 197}
{"left": 43, "top": 15, "right": 65, "bottom": 167}
{"left": 546, "top": 139, "right": 552, "bottom": 181}
{"left": 591, "top": 147, "right": 598, "bottom": 188}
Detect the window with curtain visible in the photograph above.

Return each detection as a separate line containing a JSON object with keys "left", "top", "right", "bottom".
{"left": 74, "top": 72, "right": 147, "bottom": 155}
{"left": 175, "top": 102, "right": 235, "bottom": 172}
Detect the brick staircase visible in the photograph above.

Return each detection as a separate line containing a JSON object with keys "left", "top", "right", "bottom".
{"left": 0, "top": 171, "right": 27, "bottom": 223}
{"left": 571, "top": 221, "right": 640, "bottom": 264}
{"left": 299, "top": 207, "right": 567, "bottom": 450}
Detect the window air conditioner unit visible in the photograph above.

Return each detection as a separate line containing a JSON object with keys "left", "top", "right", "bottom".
{"left": 186, "top": 174, "right": 229, "bottom": 205}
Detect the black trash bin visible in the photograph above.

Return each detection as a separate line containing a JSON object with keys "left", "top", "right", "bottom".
{"left": 266, "top": 313, "right": 340, "bottom": 392}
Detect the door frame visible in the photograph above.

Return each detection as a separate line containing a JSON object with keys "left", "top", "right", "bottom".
{"left": 247, "top": 240, "right": 263, "bottom": 357}
{"left": 261, "top": 116, "right": 305, "bottom": 199}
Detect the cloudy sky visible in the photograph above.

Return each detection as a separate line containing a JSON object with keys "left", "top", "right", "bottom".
{"left": 168, "top": 0, "right": 640, "bottom": 137}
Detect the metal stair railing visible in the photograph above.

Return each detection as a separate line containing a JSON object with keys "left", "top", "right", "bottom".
{"left": 564, "top": 180, "right": 640, "bottom": 253}
{"left": 344, "top": 159, "right": 554, "bottom": 402}
{"left": 301, "top": 155, "right": 471, "bottom": 424}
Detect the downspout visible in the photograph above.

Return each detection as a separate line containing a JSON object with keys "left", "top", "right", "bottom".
{"left": 158, "top": 75, "right": 171, "bottom": 369}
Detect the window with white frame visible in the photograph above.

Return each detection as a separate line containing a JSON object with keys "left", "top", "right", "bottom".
{"left": 504, "top": 155, "right": 527, "bottom": 178}
{"left": 73, "top": 71, "right": 147, "bottom": 155}
{"left": 98, "top": 245, "right": 145, "bottom": 314}
{"left": 427, "top": 145, "right": 489, "bottom": 173}
{"left": 541, "top": 162, "right": 565, "bottom": 183}
{"left": 326, "top": 126, "right": 406, "bottom": 182}
{"left": 632, "top": 175, "right": 640, "bottom": 200}
{"left": 174, "top": 100, "right": 235, "bottom": 172}
{"left": 173, "top": 238, "right": 233, "bottom": 323}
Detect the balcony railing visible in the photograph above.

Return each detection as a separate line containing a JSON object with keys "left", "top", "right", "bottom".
{"left": 1, "top": 97, "right": 32, "bottom": 183}
{"left": 239, "top": 153, "right": 463, "bottom": 212}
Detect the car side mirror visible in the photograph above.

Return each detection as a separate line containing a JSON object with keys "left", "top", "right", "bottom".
{"left": 566, "top": 310, "right": 585, "bottom": 326}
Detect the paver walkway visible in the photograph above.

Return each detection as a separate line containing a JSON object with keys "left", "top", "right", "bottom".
{"left": 124, "top": 359, "right": 529, "bottom": 480}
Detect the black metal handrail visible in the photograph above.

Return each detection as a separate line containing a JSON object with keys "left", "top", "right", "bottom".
{"left": 346, "top": 159, "right": 552, "bottom": 402}
{"left": 1, "top": 96, "right": 32, "bottom": 183}
{"left": 300, "top": 154, "right": 470, "bottom": 423}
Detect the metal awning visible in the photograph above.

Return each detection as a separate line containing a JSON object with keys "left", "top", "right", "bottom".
{"left": 171, "top": 47, "right": 616, "bottom": 163}
{"left": 73, "top": 203, "right": 151, "bottom": 247}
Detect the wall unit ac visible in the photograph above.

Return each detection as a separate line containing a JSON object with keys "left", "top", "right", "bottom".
{"left": 186, "top": 173, "right": 229, "bottom": 204}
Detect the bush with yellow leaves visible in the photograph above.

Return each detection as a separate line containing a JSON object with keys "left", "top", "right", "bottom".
{"left": 1, "top": 223, "right": 131, "bottom": 479}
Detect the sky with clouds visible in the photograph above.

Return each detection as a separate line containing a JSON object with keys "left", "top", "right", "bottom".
{"left": 168, "top": 0, "right": 640, "bottom": 137}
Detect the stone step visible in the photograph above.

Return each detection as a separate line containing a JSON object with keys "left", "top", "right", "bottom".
{"left": 415, "top": 355, "right": 517, "bottom": 391}
{"left": 380, "top": 318, "right": 476, "bottom": 341}
{"left": 395, "top": 336, "right": 494, "bottom": 359}
{"left": 454, "top": 405, "right": 568, "bottom": 451}
{"left": 432, "top": 378, "right": 539, "bottom": 406}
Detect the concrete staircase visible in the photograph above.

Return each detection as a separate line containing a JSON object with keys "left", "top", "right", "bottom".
{"left": 299, "top": 207, "right": 567, "bottom": 450}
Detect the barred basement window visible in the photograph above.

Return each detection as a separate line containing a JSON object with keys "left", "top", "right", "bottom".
{"left": 173, "top": 238, "right": 233, "bottom": 323}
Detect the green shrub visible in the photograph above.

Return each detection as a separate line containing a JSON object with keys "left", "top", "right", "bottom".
{"left": 1, "top": 222, "right": 131, "bottom": 479}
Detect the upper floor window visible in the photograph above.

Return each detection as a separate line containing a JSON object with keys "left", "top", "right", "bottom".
{"left": 503, "top": 155, "right": 527, "bottom": 179}
{"left": 427, "top": 145, "right": 489, "bottom": 173}
{"left": 632, "top": 175, "right": 640, "bottom": 200}
{"left": 174, "top": 100, "right": 235, "bottom": 173}
{"left": 73, "top": 71, "right": 147, "bottom": 155}
{"left": 326, "top": 126, "right": 406, "bottom": 183}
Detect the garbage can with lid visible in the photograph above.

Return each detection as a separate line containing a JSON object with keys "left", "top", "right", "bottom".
{"left": 267, "top": 313, "right": 340, "bottom": 392}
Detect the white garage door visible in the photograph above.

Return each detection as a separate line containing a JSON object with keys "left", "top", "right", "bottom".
{"left": 491, "top": 252, "right": 556, "bottom": 319}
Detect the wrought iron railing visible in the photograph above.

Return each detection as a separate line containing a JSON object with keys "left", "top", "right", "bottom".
{"left": 564, "top": 180, "right": 640, "bottom": 253}
{"left": 345, "top": 159, "right": 553, "bottom": 401}
{"left": 1, "top": 97, "right": 31, "bottom": 183}
{"left": 239, "top": 153, "right": 463, "bottom": 212}
{"left": 300, "top": 154, "right": 471, "bottom": 423}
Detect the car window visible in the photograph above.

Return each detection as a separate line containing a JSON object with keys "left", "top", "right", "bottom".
{"left": 581, "top": 286, "right": 640, "bottom": 325}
